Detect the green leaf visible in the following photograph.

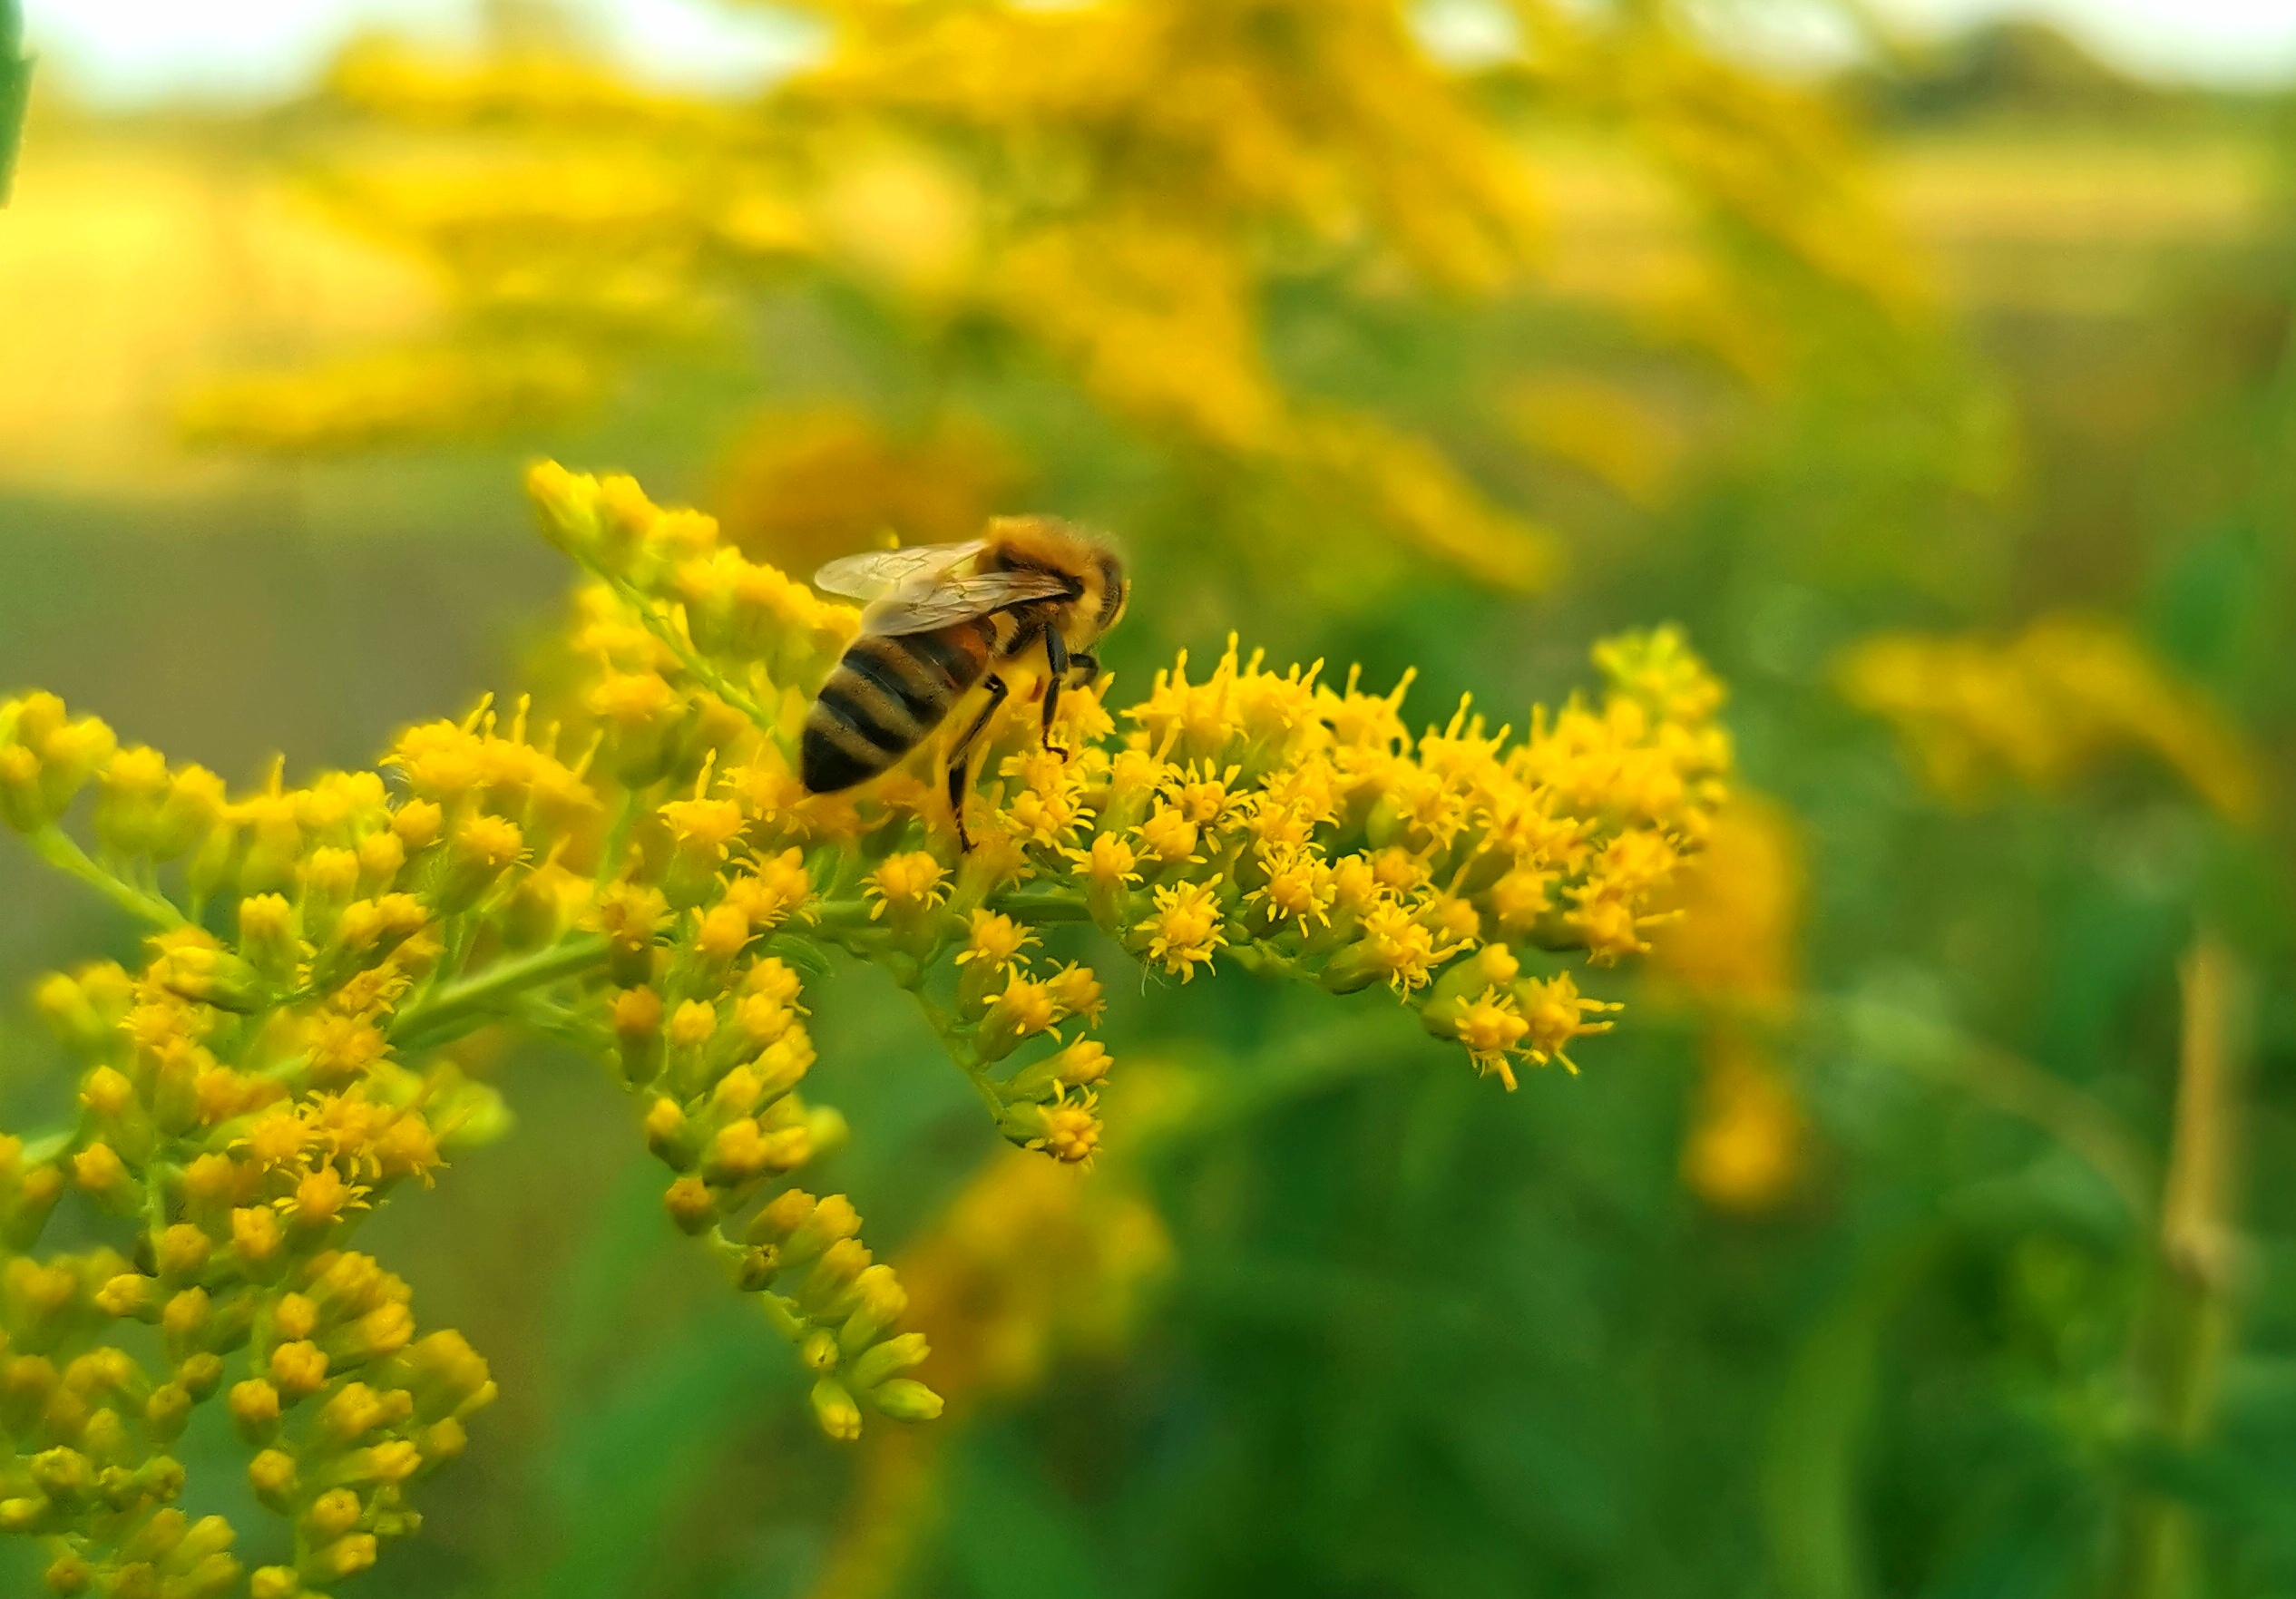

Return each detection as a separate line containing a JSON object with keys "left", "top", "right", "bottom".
{"left": 0, "top": 0, "right": 24, "bottom": 207}
{"left": 1762, "top": 1226, "right": 1953, "bottom": 1599}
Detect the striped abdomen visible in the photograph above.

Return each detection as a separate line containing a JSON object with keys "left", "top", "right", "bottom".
{"left": 801, "top": 624, "right": 991, "bottom": 794}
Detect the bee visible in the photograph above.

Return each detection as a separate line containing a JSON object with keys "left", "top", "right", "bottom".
{"left": 803, "top": 517, "right": 1129, "bottom": 847}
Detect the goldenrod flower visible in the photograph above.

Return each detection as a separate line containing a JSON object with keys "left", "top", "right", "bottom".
{"left": 865, "top": 853, "right": 950, "bottom": 921}
{"left": 1839, "top": 613, "right": 2258, "bottom": 824}
{"left": 1518, "top": 974, "right": 1619, "bottom": 1074}
{"left": 1136, "top": 879, "right": 1229, "bottom": 980}
{"left": 0, "top": 465, "right": 1734, "bottom": 1591}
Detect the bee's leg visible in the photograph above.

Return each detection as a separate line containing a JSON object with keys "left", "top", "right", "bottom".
{"left": 1041, "top": 631, "right": 1070, "bottom": 759}
{"left": 945, "top": 672, "right": 1009, "bottom": 853}
{"left": 1066, "top": 650, "right": 1100, "bottom": 686}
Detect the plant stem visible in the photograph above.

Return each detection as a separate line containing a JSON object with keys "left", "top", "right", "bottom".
{"left": 2113, "top": 930, "right": 2250, "bottom": 1599}
{"left": 1816, "top": 994, "right": 2158, "bottom": 1225}
{"left": 389, "top": 933, "right": 611, "bottom": 1048}
{"left": 985, "top": 889, "right": 1091, "bottom": 922}
{"left": 24, "top": 825, "right": 186, "bottom": 930}
{"left": 909, "top": 989, "right": 1006, "bottom": 1121}
{"left": 596, "top": 568, "right": 775, "bottom": 728}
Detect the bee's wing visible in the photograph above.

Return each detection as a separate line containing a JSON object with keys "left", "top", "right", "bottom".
{"left": 864, "top": 570, "right": 1078, "bottom": 636}
{"left": 812, "top": 541, "right": 983, "bottom": 601}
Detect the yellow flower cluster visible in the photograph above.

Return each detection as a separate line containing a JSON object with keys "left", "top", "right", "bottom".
{"left": 0, "top": 463, "right": 1731, "bottom": 1587}
{"left": 1838, "top": 615, "right": 2258, "bottom": 823}
{"left": 182, "top": 2, "right": 1918, "bottom": 597}
{"left": 1649, "top": 797, "right": 1808, "bottom": 1212}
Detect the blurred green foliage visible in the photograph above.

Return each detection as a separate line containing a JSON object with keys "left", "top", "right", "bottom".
{"left": 1, "top": 5, "right": 2293, "bottom": 1597}
{"left": 0, "top": 0, "right": 27, "bottom": 204}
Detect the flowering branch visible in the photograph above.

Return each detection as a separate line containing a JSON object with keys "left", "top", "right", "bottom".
{"left": 0, "top": 463, "right": 1732, "bottom": 1595}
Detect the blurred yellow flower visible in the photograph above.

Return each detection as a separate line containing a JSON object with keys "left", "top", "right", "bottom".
{"left": 1839, "top": 614, "right": 2259, "bottom": 823}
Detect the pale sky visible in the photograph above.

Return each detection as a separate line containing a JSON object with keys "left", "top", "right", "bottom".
{"left": 22, "top": 0, "right": 2296, "bottom": 107}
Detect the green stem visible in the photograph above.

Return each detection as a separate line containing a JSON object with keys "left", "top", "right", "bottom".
{"left": 595, "top": 568, "right": 775, "bottom": 728}
{"left": 910, "top": 989, "right": 1005, "bottom": 1121}
{"left": 2113, "top": 931, "right": 2250, "bottom": 1599}
{"left": 389, "top": 933, "right": 611, "bottom": 1048}
{"left": 24, "top": 826, "right": 186, "bottom": 930}
{"left": 1813, "top": 995, "right": 2158, "bottom": 1225}
{"left": 594, "top": 786, "right": 645, "bottom": 888}
{"left": 984, "top": 889, "right": 1092, "bottom": 922}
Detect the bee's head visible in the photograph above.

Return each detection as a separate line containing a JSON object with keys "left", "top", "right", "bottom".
{"left": 1091, "top": 545, "right": 1129, "bottom": 639}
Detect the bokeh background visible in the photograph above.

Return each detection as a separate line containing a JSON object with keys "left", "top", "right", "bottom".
{"left": 3, "top": 2, "right": 2293, "bottom": 1595}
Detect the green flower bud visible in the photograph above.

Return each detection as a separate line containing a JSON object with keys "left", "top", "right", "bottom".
{"left": 848, "top": 1331, "right": 929, "bottom": 1392}
{"left": 867, "top": 1378, "right": 945, "bottom": 1423}
{"left": 808, "top": 1377, "right": 862, "bottom": 1442}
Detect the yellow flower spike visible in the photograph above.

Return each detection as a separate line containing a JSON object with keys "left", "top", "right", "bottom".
{"left": 864, "top": 852, "right": 950, "bottom": 925}
{"left": 956, "top": 909, "right": 1037, "bottom": 973}
{"left": 0, "top": 458, "right": 1731, "bottom": 1586}
{"left": 975, "top": 976, "right": 1059, "bottom": 1063}
{"left": 1516, "top": 974, "right": 1621, "bottom": 1074}
{"left": 1042, "top": 963, "right": 1105, "bottom": 1028}
{"left": 696, "top": 902, "right": 752, "bottom": 961}
{"left": 1452, "top": 989, "right": 1531, "bottom": 1090}
{"left": 1324, "top": 897, "right": 1461, "bottom": 997}
{"left": 1071, "top": 832, "right": 1143, "bottom": 930}
{"left": 955, "top": 910, "right": 1037, "bottom": 1015}
{"left": 1135, "top": 878, "right": 1229, "bottom": 981}
{"left": 1001, "top": 1092, "right": 1105, "bottom": 1165}
{"left": 1132, "top": 804, "right": 1202, "bottom": 869}
{"left": 722, "top": 847, "right": 813, "bottom": 931}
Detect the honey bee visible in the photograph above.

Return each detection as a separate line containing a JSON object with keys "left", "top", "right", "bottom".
{"left": 803, "top": 517, "right": 1129, "bottom": 847}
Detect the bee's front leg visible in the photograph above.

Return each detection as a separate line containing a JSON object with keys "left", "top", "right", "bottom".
{"left": 1041, "top": 630, "right": 1071, "bottom": 759}
{"left": 946, "top": 673, "right": 1009, "bottom": 853}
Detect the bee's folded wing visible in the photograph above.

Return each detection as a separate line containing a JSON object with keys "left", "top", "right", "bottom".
{"left": 812, "top": 540, "right": 983, "bottom": 600}
{"left": 864, "top": 571, "right": 1077, "bottom": 635}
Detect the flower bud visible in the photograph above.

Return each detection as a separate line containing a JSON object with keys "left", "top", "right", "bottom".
{"left": 663, "top": 1174, "right": 717, "bottom": 1234}
{"left": 308, "top": 1532, "right": 379, "bottom": 1583}
{"left": 809, "top": 1377, "right": 862, "bottom": 1441}
{"left": 247, "top": 1448, "right": 298, "bottom": 1512}
{"left": 269, "top": 1341, "right": 329, "bottom": 1399}
{"left": 849, "top": 1331, "right": 930, "bottom": 1391}
{"left": 614, "top": 987, "right": 666, "bottom": 1087}
{"left": 71, "top": 1142, "right": 133, "bottom": 1208}
{"left": 96, "top": 1272, "right": 159, "bottom": 1321}
{"left": 153, "top": 943, "right": 264, "bottom": 1014}
{"left": 157, "top": 1223, "right": 211, "bottom": 1283}
{"left": 93, "top": 746, "right": 170, "bottom": 857}
{"left": 150, "top": 766, "right": 226, "bottom": 862}
{"left": 798, "top": 1238, "right": 871, "bottom": 1318}
{"left": 835, "top": 1265, "right": 907, "bottom": 1356}
{"left": 238, "top": 894, "right": 300, "bottom": 985}
{"left": 175, "top": 1352, "right": 225, "bottom": 1401}
{"left": 434, "top": 814, "right": 524, "bottom": 913}
{"left": 389, "top": 1331, "right": 494, "bottom": 1423}
{"left": 230, "top": 1380, "right": 282, "bottom": 1444}
{"left": 778, "top": 1193, "right": 859, "bottom": 1266}
{"left": 143, "top": 1381, "right": 192, "bottom": 1445}
{"left": 642, "top": 1097, "right": 693, "bottom": 1170}
{"left": 974, "top": 977, "right": 1057, "bottom": 1063}
{"left": 867, "top": 1379, "right": 944, "bottom": 1423}
{"left": 0, "top": 744, "right": 44, "bottom": 832}
{"left": 1006, "top": 1038, "right": 1111, "bottom": 1101}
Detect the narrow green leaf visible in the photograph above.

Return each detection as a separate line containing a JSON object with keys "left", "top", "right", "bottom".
{"left": 0, "top": 0, "right": 24, "bottom": 206}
